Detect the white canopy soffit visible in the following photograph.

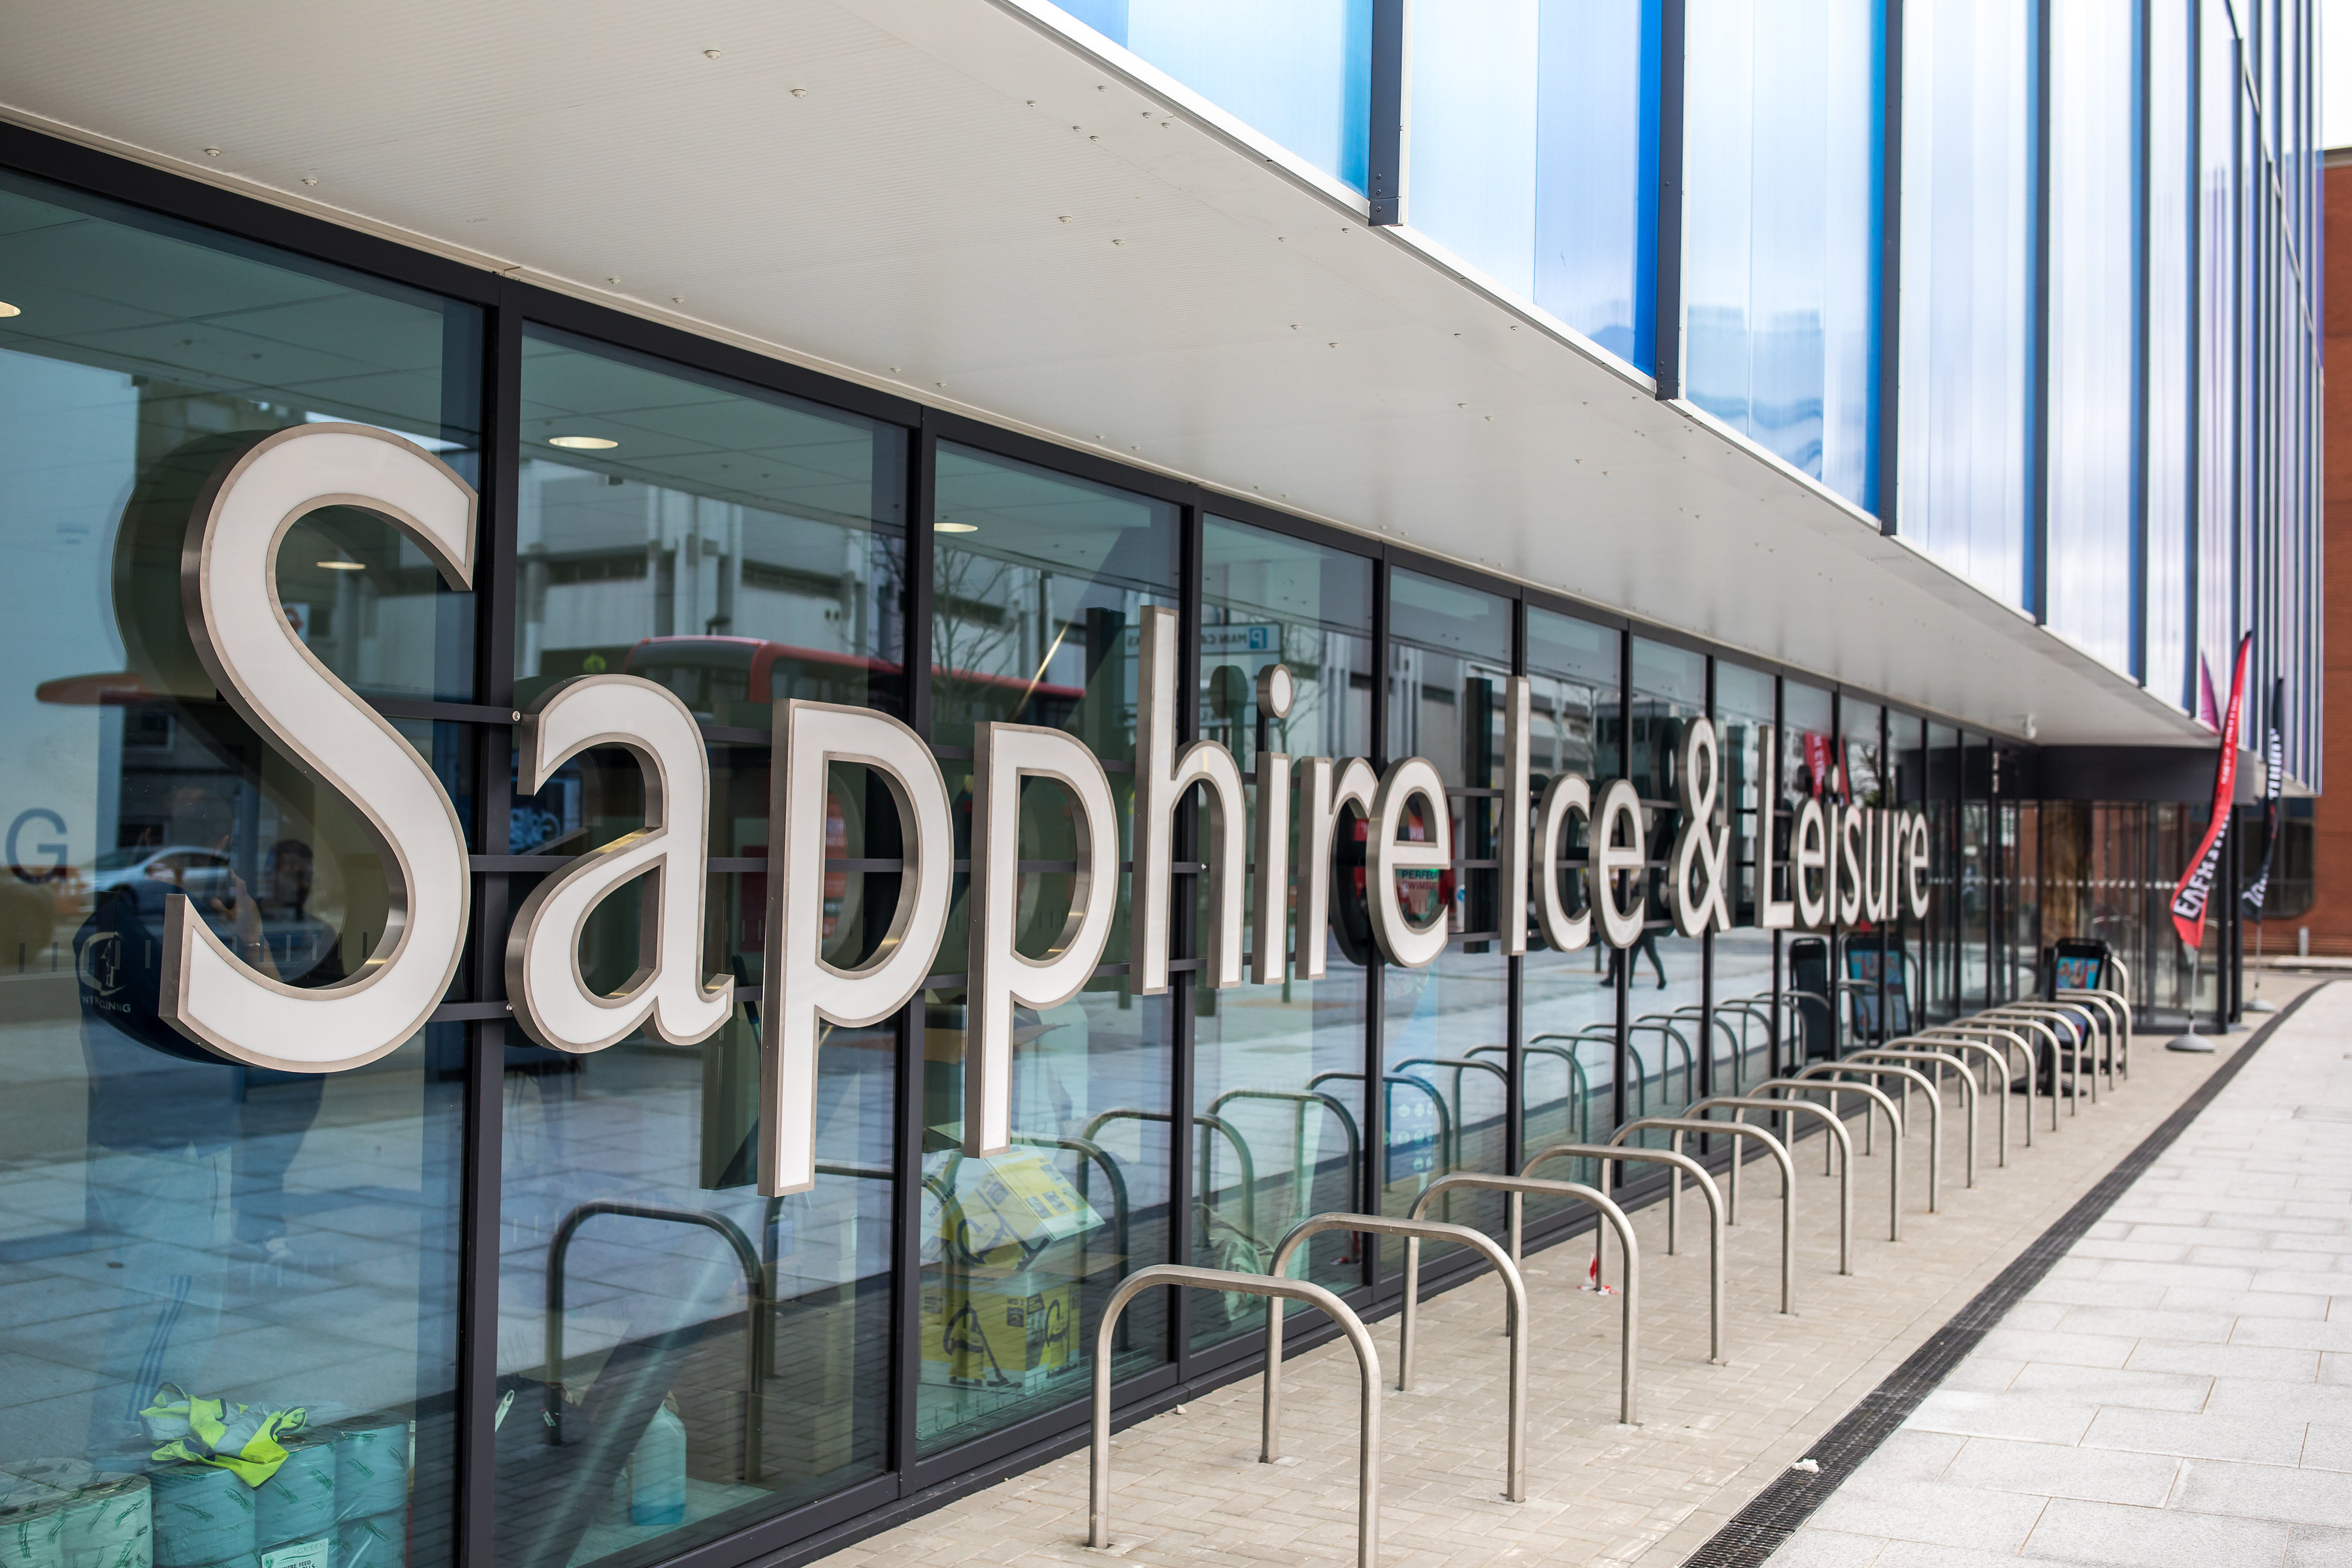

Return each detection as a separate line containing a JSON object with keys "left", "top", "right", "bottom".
{"left": 0, "top": 0, "right": 2206, "bottom": 748}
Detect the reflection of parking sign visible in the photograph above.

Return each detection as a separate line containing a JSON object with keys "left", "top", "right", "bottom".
{"left": 1249, "top": 627, "right": 1269, "bottom": 651}
{"left": 1388, "top": 1088, "right": 1437, "bottom": 1183}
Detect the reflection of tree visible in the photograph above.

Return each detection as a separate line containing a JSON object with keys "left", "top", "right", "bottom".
{"left": 930, "top": 547, "right": 1027, "bottom": 721}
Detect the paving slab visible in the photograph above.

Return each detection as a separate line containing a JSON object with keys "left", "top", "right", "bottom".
{"left": 1764, "top": 980, "right": 2347, "bottom": 1568}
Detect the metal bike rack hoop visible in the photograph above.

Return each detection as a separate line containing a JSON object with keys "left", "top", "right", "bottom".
{"left": 1093, "top": 1264, "right": 1382, "bottom": 1566}
{"left": 1521, "top": 1142, "right": 1725, "bottom": 1364}
{"left": 1797, "top": 1060, "right": 1941, "bottom": 1213}
{"left": 1852, "top": 1047, "right": 1979, "bottom": 1188}
{"left": 1688, "top": 1094, "right": 1854, "bottom": 1277}
{"left": 1408, "top": 1173, "right": 1642, "bottom": 1424}
{"left": 1613, "top": 1117, "right": 1797, "bottom": 1315}
{"left": 1905, "top": 1030, "right": 2023, "bottom": 1160}
{"left": 1747, "top": 1077, "right": 1904, "bottom": 1242}
{"left": 547, "top": 1201, "right": 768, "bottom": 1484}
{"left": 1918, "top": 1021, "right": 2043, "bottom": 1141}
{"left": 1266, "top": 1213, "right": 1527, "bottom": 1502}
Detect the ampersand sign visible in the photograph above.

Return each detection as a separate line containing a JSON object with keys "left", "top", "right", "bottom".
{"left": 1668, "top": 717, "right": 1731, "bottom": 937}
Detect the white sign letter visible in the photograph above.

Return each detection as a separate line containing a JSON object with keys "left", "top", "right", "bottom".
{"left": 1296, "top": 755, "right": 1379, "bottom": 979}
{"left": 1534, "top": 772, "right": 1592, "bottom": 952}
{"left": 1793, "top": 796, "right": 1829, "bottom": 929}
{"left": 1367, "top": 757, "right": 1452, "bottom": 968}
{"left": 163, "top": 425, "right": 474, "bottom": 1070}
{"left": 968, "top": 722, "right": 1118, "bottom": 1158}
{"left": 760, "top": 701, "right": 952, "bottom": 1196}
{"left": 1591, "top": 777, "right": 1647, "bottom": 949}
{"left": 1132, "top": 606, "right": 1248, "bottom": 992}
{"left": 507, "top": 676, "right": 733, "bottom": 1054}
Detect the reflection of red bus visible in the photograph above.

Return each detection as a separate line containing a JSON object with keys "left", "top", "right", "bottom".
{"left": 624, "top": 636, "right": 899, "bottom": 727}
{"left": 624, "top": 636, "right": 1086, "bottom": 732}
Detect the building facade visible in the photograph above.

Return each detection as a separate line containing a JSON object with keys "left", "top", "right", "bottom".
{"left": 0, "top": 5, "right": 2320, "bottom": 1568}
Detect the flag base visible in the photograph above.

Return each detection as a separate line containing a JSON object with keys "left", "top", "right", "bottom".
{"left": 2165, "top": 1034, "right": 2218, "bottom": 1053}
{"left": 2247, "top": 998, "right": 2278, "bottom": 1013}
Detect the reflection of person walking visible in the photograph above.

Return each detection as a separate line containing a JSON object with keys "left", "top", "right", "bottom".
{"left": 1608, "top": 934, "right": 1670, "bottom": 990}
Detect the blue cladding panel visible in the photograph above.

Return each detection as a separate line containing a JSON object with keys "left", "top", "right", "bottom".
{"left": 1113, "top": 1, "right": 1374, "bottom": 191}
{"left": 1409, "top": 0, "right": 1540, "bottom": 295}
{"left": 1682, "top": 0, "right": 1882, "bottom": 508}
{"left": 2146, "top": 0, "right": 2193, "bottom": 710}
{"left": 2195, "top": 0, "right": 2236, "bottom": 710}
{"left": 2045, "top": 0, "right": 2139, "bottom": 673}
{"left": 1409, "top": 0, "right": 1659, "bottom": 370}
{"left": 1534, "top": 0, "right": 1659, "bottom": 366}
{"left": 1895, "top": 0, "right": 2031, "bottom": 604}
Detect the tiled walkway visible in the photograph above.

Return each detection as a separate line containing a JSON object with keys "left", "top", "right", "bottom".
{"left": 1769, "top": 981, "right": 2349, "bottom": 1568}
{"left": 817, "top": 996, "right": 2302, "bottom": 1568}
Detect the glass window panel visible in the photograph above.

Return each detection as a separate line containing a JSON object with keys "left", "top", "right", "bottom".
{"left": 2046, "top": 0, "right": 2140, "bottom": 672}
{"left": 500, "top": 331, "right": 913, "bottom": 1556}
{"left": 1520, "top": 608, "right": 1619, "bottom": 1216}
{"left": 498, "top": 1005, "right": 892, "bottom": 1565}
{"left": 929, "top": 444, "right": 1177, "bottom": 753}
{"left": 920, "top": 446, "right": 1177, "bottom": 1453}
{"left": 514, "top": 330, "right": 906, "bottom": 723}
{"left": 1896, "top": 0, "right": 2033, "bottom": 602}
{"left": 1840, "top": 699, "right": 1884, "bottom": 809}
{"left": 1380, "top": 570, "right": 1512, "bottom": 1264}
{"left": 1077, "top": 1, "right": 1373, "bottom": 191}
{"left": 2147, "top": 0, "right": 2193, "bottom": 710}
{"left": 1190, "top": 518, "right": 1373, "bottom": 1352}
{"left": 1622, "top": 638, "right": 1707, "bottom": 1137}
{"left": 1684, "top": 0, "right": 1881, "bottom": 506}
{"left": 0, "top": 169, "right": 477, "bottom": 1568}
{"left": 1713, "top": 663, "right": 1775, "bottom": 1090}
{"left": 1406, "top": 0, "right": 1660, "bottom": 368}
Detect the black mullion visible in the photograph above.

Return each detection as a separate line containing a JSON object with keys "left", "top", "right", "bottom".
{"left": 2031, "top": 0, "right": 2055, "bottom": 623}
{"left": 891, "top": 414, "right": 934, "bottom": 1487}
{"left": 1654, "top": 0, "right": 1690, "bottom": 399}
{"left": 888, "top": 999, "right": 923, "bottom": 1496}
{"left": 2132, "top": 0, "right": 2155, "bottom": 684}
{"left": 1169, "top": 502, "right": 1202, "bottom": 1366}
{"left": 1878, "top": 704, "right": 1890, "bottom": 1045}
{"left": 1699, "top": 655, "right": 1716, "bottom": 1103}
{"left": 1364, "top": 555, "right": 1390, "bottom": 1294}
{"left": 1368, "top": 0, "right": 1407, "bottom": 226}
{"left": 1504, "top": 595, "right": 1527, "bottom": 1179}
{"left": 1771, "top": 674, "right": 1786, "bottom": 1079}
{"left": 1610, "top": 629, "right": 1631, "bottom": 1151}
{"left": 1876, "top": 0, "right": 1904, "bottom": 534}
{"left": 454, "top": 288, "right": 521, "bottom": 1568}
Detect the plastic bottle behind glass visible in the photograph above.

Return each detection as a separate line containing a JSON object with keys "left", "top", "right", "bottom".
{"left": 627, "top": 1405, "right": 685, "bottom": 1528}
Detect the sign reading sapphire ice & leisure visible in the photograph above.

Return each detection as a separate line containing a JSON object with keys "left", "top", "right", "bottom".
{"left": 161, "top": 427, "right": 1936, "bottom": 1198}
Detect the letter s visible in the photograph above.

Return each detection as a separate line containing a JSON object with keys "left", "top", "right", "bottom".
{"left": 163, "top": 424, "right": 475, "bottom": 1070}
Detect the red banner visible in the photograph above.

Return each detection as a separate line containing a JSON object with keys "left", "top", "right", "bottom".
{"left": 2169, "top": 634, "right": 2253, "bottom": 949}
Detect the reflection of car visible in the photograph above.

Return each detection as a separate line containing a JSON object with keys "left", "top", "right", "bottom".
{"left": 90, "top": 845, "right": 233, "bottom": 900}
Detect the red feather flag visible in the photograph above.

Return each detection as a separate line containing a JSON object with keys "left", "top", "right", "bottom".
{"left": 2169, "top": 634, "right": 2253, "bottom": 951}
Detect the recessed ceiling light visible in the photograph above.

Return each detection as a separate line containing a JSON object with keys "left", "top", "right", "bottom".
{"left": 935, "top": 521, "right": 979, "bottom": 534}
{"left": 318, "top": 559, "right": 366, "bottom": 571}
{"left": 548, "top": 435, "right": 619, "bottom": 450}
{"left": 0, "top": 302, "right": 18, "bottom": 318}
